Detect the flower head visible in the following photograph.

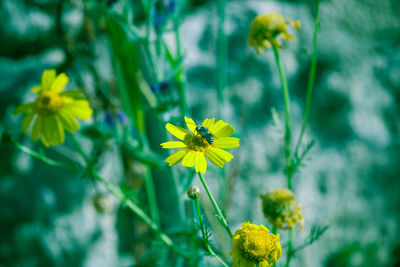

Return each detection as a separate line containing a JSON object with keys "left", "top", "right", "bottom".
{"left": 161, "top": 116, "right": 240, "bottom": 174}
{"left": 260, "top": 188, "right": 304, "bottom": 231}
{"left": 13, "top": 69, "right": 93, "bottom": 147}
{"left": 248, "top": 12, "right": 300, "bottom": 53}
{"left": 231, "top": 222, "right": 282, "bottom": 267}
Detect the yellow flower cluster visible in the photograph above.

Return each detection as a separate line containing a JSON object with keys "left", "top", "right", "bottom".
{"left": 260, "top": 188, "right": 304, "bottom": 231}
{"left": 161, "top": 116, "right": 240, "bottom": 174}
{"left": 13, "top": 69, "right": 93, "bottom": 147}
{"left": 231, "top": 222, "right": 282, "bottom": 267}
{"left": 248, "top": 12, "right": 300, "bottom": 53}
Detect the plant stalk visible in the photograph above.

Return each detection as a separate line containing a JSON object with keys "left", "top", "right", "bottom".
{"left": 197, "top": 172, "right": 232, "bottom": 238}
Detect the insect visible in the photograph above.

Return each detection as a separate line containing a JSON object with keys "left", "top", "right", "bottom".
{"left": 186, "top": 116, "right": 215, "bottom": 145}
{"left": 195, "top": 124, "right": 214, "bottom": 145}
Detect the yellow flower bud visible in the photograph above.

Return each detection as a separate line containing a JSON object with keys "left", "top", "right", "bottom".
{"left": 248, "top": 12, "right": 300, "bottom": 54}
{"left": 260, "top": 188, "right": 304, "bottom": 231}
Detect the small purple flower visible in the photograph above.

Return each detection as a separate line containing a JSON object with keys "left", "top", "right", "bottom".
{"left": 104, "top": 111, "right": 115, "bottom": 128}
{"left": 117, "top": 111, "right": 128, "bottom": 125}
{"left": 151, "top": 81, "right": 169, "bottom": 93}
{"left": 154, "top": 0, "right": 176, "bottom": 33}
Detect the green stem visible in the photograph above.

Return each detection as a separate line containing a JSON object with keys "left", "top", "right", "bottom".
{"left": 294, "top": 0, "right": 321, "bottom": 158}
{"left": 194, "top": 199, "right": 229, "bottom": 267}
{"left": 285, "top": 230, "right": 294, "bottom": 267}
{"left": 272, "top": 45, "right": 293, "bottom": 190}
{"left": 216, "top": 0, "right": 227, "bottom": 116}
{"left": 7, "top": 136, "right": 80, "bottom": 171}
{"left": 271, "top": 226, "right": 278, "bottom": 234}
{"left": 68, "top": 134, "right": 188, "bottom": 260}
{"left": 197, "top": 172, "right": 232, "bottom": 238}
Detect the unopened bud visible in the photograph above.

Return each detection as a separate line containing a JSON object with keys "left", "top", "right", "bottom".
{"left": 187, "top": 186, "right": 200, "bottom": 200}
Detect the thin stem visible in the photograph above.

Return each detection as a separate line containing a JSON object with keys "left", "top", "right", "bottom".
{"left": 294, "top": 0, "right": 321, "bottom": 158}
{"left": 272, "top": 45, "right": 293, "bottom": 190}
{"left": 285, "top": 230, "right": 295, "bottom": 267}
{"left": 197, "top": 172, "right": 232, "bottom": 238}
{"left": 92, "top": 171, "right": 189, "bottom": 260}
{"left": 271, "top": 226, "right": 278, "bottom": 234}
{"left": 68, "top": 134, "right": 189, "bottom": 260}
{"left": 194, "top": 199, "right": 229, "bottom": 267}
{"left": 7, "top": 136, "right": 80, "bottom": 171}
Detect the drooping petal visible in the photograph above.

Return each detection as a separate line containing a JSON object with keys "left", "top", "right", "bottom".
{"left": 184, "top": 116, "right": 196, "bottom": 134}
{"left": 205, "top": 149, "right": 225, "bottom": 168}
{"left": 213, "top": 124, "right": 234, "bottom": 139}
{"left": 182, "top": 150, "right": 196, "bottom": 167}
{"left": 40, "top": 118, "right": 52, "bottom": 147}
{"left": 214, "top": 137, "right": 240, "bottom": 149}
{"left": 41, "top": 69, "right": 56, "bottom": 91}
{"left": 166, "top": 123, "right": 191, "bottom": 140}
{"left": 57, "top": 109, "right": 79, "bottom": 133}
{"left": 160, "top": 141, "right": 187, "bottom": 149}
{"left": 46, "top": 115, "right": 64, "bottom": 145}
{"left": 165, "top": 148, "right": 189, "bottom": 166}
{"left": 13, "top": 103, "right": 34, "bottom": 115}
{"left": 54, "top": 115, "right": 65, "bottom": 144}
{"left": 201, "top": 118, "right": 215, "bottom": 129}
{"left": 31, "top": 116, "right": 42, "bottom": 142}
{"left": 194, "top": 152, "right": 207, "bottom": 174}
{"left": 21, "top": 113, "right": 35, "bottom": 133}
{"left": 50, "top": 73, "right": 69, "bottom": 92}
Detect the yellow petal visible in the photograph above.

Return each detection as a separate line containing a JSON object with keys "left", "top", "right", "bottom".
{"left": 194, "top": 152, "right": 207, "bottom": 174}
{"left": 41, "top": 69, "right": 56, "bottom": 91}
{"left": 213, "top": 124, "right": 234, "bottom": 139}
{"left": 50, "top": 73, "right": 69, "bottom": 92}
{"left": 57, "top": 110, "right": 79, "bottom": 133}
{"left": 165, "top": 148, "right": 189, "bottom": 166}
{"left": 41, "top": 118, "right": 52, "bottom": 147}
{"left": 166, "top": 123, "right": 191, "bottom": 140}
{"left": 201, "top": 118, "right": 215, "bottom": 129}
{"left": 46, "top": 115, "right": 64, "bottom": 145}
{"left": 30, "top": 85, "right": 42, "bottom": 93}
{"left": 63, "top": 100, "right": 93, "bottom": 120}
{"left": 215, "top": 137, "right": 240, "bottom": 149}
{"left": 21, "top": 113, "right": 35, "bottom": 133}
{"left": 209, "top": 120, "right": 229, "bottom": 134}
{"left": 182, "top": 150, "right": 196, "bottom": 167}
{"left": 54, "top": 115, "right": 65, "bottom": 144}
{"left": 160, "top": 141, "right": 187, "bottom": 149}
{"left": 13, "top": 103, "right": 34, "bottom": 115}
{"left": 205, "top": 149, "right": 224, "bottom": 168}
{"left": 184, "top": 116, "right": 196, "bottom": 134}
{"left": 210, "top": 147, "right": 233, "bottom": 163}
{"left": 31, "top": 117, "right": 42, "bottom": 142}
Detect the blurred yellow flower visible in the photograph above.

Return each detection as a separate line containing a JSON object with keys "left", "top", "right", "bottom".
{"left": 161, "top": 116, "right": 239, "bottom": 174}
{"left": 13, "top": 69, "right": 93, "bottom": 147}
{"left": 248, "top": 12, "right": 300, "bottom": 53}
{"left": 231, "top": 222, "right": 282, "bottom": 267}
{"left": 260, "top": 188, "right": 304, "bottom": 231}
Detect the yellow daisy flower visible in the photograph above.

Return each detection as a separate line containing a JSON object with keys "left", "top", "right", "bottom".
{"left": 13, "top": 69, "right": 93, "bottom": 147}
{"left": 231, "top": 222, "right": 282, "bottom": 267}
{"left": 260, "top": 188, "right": 304, "bottom": 231}
{"left": 161, "top": 116, "right": 240, "bottom": 174}
{"left": 248, "top": 12, "right": 300, "bottom": 54}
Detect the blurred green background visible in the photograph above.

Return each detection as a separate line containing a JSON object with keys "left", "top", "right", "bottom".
{"left": 1, "top": 0, "right": 400, "bottom": 266}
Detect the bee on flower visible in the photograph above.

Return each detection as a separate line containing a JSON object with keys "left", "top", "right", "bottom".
{"left": 260, "top": 188, "right": 304, "bottom": 231}
{"left": 248, "top": 12, "right": 300, "bottom": 54}
{"left": 160, "top": 116, "right": 240, "bottom": 174}
{"left": 13, "top": 69, "right": 93, "bottom": 147}
{"left": 231, "top": 222, "right": 282, "bottom": 267}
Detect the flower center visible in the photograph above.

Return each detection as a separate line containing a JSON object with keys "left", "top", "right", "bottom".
{"left": 185, "top": 134, "right": 210, "bottom": 152}
{"left": 35, "top": 90, "right": 63, "bottom": 115}
{"left": 239, "top": 228, "right": 271, "bottom": 263}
